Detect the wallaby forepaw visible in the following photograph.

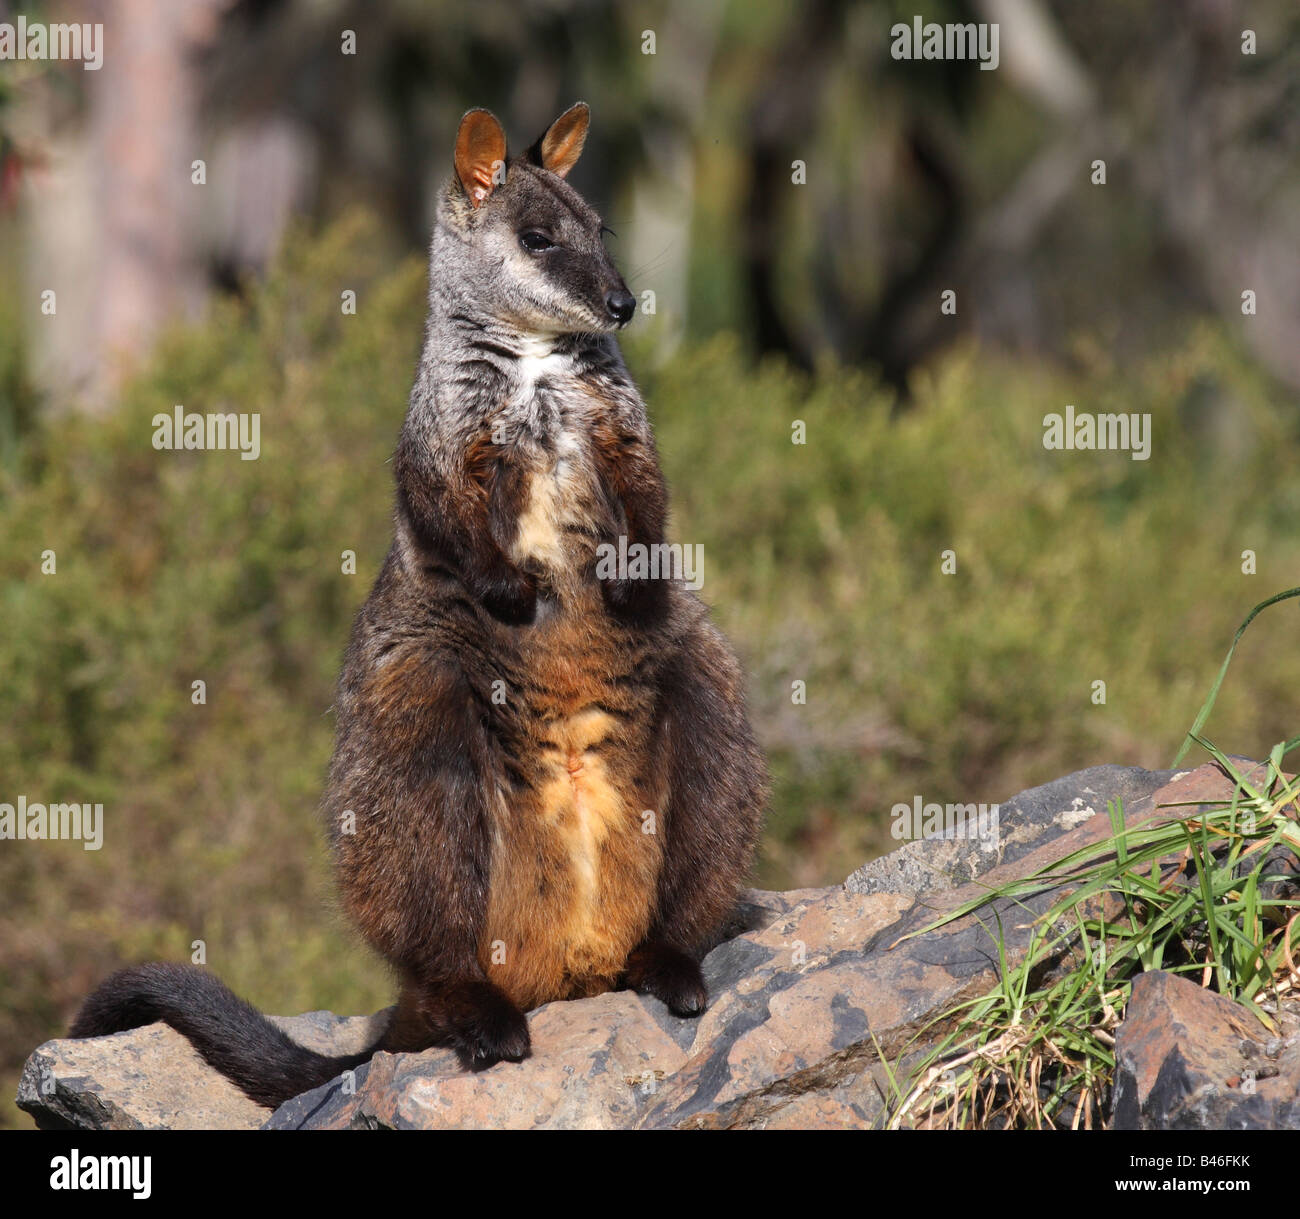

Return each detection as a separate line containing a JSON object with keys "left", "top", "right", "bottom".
{"left": 600, "top": 574, "right": 669, "bottom": 626}
{"left": 479, "top": 567, "right": 538, "bottom": 626}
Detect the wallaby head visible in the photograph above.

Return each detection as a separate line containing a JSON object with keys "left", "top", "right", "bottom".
{"left": 435, "top": 102, "right": 635, "bottom": 338}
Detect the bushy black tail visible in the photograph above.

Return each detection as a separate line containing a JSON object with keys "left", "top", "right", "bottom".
{"left": 70, "top": 962, "right": 380, "bottom": 1110}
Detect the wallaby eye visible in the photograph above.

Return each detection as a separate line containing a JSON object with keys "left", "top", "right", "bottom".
{"left": 519, "top": 231, "right": 555, "bottom": 253}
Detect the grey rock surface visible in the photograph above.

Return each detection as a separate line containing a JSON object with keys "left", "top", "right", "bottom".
{"left": 845, "top": 764, "right": 1180, "bottom": 898}
{"left": 1112, "top": 970, "right": 1300, "bottom": 1130}
{"left": 24, "top": 763, "right": 1289, "bottom": 1131}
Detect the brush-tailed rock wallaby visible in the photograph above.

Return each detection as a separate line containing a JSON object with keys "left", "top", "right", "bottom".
{"left": 70, "top": 103, "right": 767, "bottom": 1109}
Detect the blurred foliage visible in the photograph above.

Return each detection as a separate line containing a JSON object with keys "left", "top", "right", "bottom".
{"left": 185, "top": 0, "right": 1300, "bottom": 387}
{"left": 3, "top": 214, "right": 1300, "bottom": 1127}
{"left": 0, "top": 240, "right": 41, "bottom": 466}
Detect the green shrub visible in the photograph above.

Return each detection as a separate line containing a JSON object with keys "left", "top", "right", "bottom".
{"left": 2, "top": 212, "right": 1298, "bottom": 1126}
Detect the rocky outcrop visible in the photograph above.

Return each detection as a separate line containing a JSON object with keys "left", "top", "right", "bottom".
{"left": 844, "top": 763, "right": 1179, "bottom": 897}
{"left": 18, "top": 1010, "right": 389, "bottom": 1131}
{"left": 18, "top": 762, "right": 1296, "bottom": 1130}
{"left": 1112, "top": 971, "right": 1300, "bottom": 1130}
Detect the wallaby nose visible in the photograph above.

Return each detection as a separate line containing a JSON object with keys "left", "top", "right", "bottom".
{"left": 604, "top": 288, "right": 636, "bottom": 326}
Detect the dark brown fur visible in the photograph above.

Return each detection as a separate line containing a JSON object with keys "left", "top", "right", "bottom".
{"left": 322, "top": 107, "right": 767, "bottom": 1068}
{"left": 327, "top": 413, "right": 766, "bottom": 1064}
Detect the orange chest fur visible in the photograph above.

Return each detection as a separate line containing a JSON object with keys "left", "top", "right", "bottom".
{"left": 479, "top": 631, "right": 665, "bottom": 1010}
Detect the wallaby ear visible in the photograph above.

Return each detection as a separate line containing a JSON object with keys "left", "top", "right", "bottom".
{"left": 527, "top": 102, "right": 590, "bottom": 179}
{"left": 455, "top": 108, "right": 508, "bottom": 207}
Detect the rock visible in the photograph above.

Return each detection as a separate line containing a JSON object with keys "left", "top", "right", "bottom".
{"left": 20, "top": 762, "right": 1293, "bottom": 1130}
{"left": 636, "top": 764, "right": 1239, "bottom": 1129}
{"left": 1112, "top": 971, "right": 1300, "bottom": 1130}
{"left": 17, "top": 1011, "right": 387, "bottom": 1131}
{"left": 18, "top": 1025, "right": 267, "bottom": 1131}
{"left": 636, "top": 887, "right": 913, "bottom": 1129}
{"left": 270, "top": 990, "right": 688, "bottom": 1130}
{"left": 845, "top": 764, "right": 1179, "bottom": 898}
